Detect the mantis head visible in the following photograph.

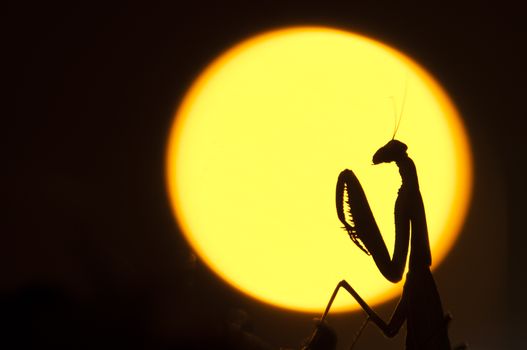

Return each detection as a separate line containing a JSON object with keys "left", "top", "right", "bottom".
{"left": 372, "top": 139, "right": 408, "bottom": 164}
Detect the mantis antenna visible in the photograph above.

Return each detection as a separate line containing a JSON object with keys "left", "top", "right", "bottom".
{"left": 391, "top": 76, "right": 409, "bottom": 140}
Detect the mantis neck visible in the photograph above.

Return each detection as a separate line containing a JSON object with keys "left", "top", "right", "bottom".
{"left": 395, "top": 155, "right": 432, "bottom": 269}
{"left": 395, "top": 156, "right": 419, "bottom": 192}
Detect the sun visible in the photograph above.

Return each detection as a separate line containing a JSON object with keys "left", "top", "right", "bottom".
{"left": 166, "top": 26, "right": 472, "bottom": 313}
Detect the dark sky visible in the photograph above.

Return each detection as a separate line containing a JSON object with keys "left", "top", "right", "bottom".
{"left": 5, "top": 2, "right": 525, "bottom": 349}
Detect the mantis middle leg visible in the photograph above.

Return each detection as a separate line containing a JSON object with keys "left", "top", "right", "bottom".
{"left": 321, "top": 280, "right": 407, "bottom": 338}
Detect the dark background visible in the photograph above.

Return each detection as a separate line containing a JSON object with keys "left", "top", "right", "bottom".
{"left": 4, "top": 2, "right": 525, "bottom": 349}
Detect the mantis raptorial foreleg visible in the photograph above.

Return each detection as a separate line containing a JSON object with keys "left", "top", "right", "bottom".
{"left": 336, "top": 169, "right": 410, "bottom": 283}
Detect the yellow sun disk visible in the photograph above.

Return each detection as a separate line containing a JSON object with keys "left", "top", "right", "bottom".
{"left": 166, "top": 26, "right": 472, "bottom": 312}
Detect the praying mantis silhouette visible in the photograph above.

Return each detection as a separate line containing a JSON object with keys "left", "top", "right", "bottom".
{"left": 303, "top": 94, "right": 467, "bottom": 350}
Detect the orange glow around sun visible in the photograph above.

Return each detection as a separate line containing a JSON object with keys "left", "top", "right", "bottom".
{"left": 166, "top": 26, "right": 472, "bottom": 313}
